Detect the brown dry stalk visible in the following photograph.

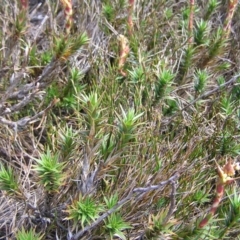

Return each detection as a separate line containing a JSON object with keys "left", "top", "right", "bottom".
{"left": 188, "top": 0, "right": 195, "bottom": 44}
{"left": 128, "top": 0, "right": 134, "bottom": 36}
{"left": 60, "top": 0, "right": 73, "bottom": 35}
{"left": 223, "top": 0, "right": 238, "bottom": 38}
{"left": 118, "top": 34, "right": 130, "bottom": 77}
{"left": 198, "top": 159, "right": 240, "bottom": 228}
{"left": 0, "top": 98, "right": 59, "bottom": 131}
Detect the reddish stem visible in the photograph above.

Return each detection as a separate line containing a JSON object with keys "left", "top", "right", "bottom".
{"left": 60, "top": 0, "right": 73, "bottom": 35}
{"left": 188, "top": 0, "right": 195, "bottom": 44}
{"left": 198, "top": 159, "right": 238, "bottom": 228}
{"left": 199, "top": 183, "right": 224, "bottom": 228}
{"left": 19, "top": 0, "right": 28, "bottom": 9}
{"left": 118, "top": 35, "right": 130, "bottom": 77}
{"left": 128, "top": 0, "right": 134, "bottom": 36}
{"left": 223, "top": 0, "right": 238, "bottom": 38}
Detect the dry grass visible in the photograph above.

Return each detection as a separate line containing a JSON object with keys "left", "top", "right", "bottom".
{"left": 0, "top": 0, "right": 240, "bottom": 239}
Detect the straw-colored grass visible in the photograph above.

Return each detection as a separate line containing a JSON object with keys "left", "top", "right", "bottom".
{"left": 0, "top": 0, "right": 240, "bottom": 239}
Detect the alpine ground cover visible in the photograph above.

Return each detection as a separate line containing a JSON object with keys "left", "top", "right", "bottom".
{"left": 0, "top": 0, "right": 240, "bottom": 239}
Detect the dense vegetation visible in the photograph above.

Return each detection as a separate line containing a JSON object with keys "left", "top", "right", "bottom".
{"left": 0, "top": 0, "right": 240, "bottom": 239}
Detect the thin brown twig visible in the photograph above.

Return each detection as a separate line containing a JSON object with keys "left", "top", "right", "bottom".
{"left": 71, "top": 171, "right": 180, "bottom": 239}
{"left": 0, "top": 98, "right": 59, "bottom": 133}
{"left": 163, "top": 180, "right": 177, "bottom": 224}
{"left": 188, "top": 0, "right": 195, "bottom": 44}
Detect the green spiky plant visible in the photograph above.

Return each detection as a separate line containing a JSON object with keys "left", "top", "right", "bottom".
{"left": 194, "top": 69, "right": 209, "bottom": 95}
{"left": 204, "top": 0, "right": 220, "bottom": 21}
{"left": 0, "top": 165, "right": 22, "bottom": 198}
{"left": 219, "top": 188, "right": 240, "bottom": 238}
{"left": 16, "top": 228, "right": 43, "bottom": 240}
{"left": 154, "top": 69, "right": 175, "bottom": 104}
{"left": 194, "top": 20, "right": 209, "bottom": 46}
{"left": 53, "top": 32, "right": 89, "bottom": 61}
{"left": 66, "top": 195, "right": 104, "bottom": 228}
{"left": 58, "top": 125, "right": 77, "bottom": 160}
{"left": 117, "top": 106, "right": 144, "bottom": 148}
{"left": 104, "top": 213, "right": 131, "bottom": 240}
{"left": 34, "top": 149, "right": 66, "bottom": 193}
{"left": 102, "top": 2, "right": 115, "bottom": 23}
{"left": 102, "top": 193, "right": 131, "bottom": 239}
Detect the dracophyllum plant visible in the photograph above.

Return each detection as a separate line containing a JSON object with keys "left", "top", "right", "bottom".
{"left": 104, "top": 213, "right": 132, "bottom": 240}
{"left": 116, "top": 106, "right": 144, "bottom": 148}
{"left": 16, "top": 228, "right": 43, "bottom": 240}
{"left": 78, "top": 92, "right": 104, "bottom": 140}
{"left": 0, "top": 165, "right": 22, "bottom": 198}
{"left": 58, "top": 125, "right": 77, "bottom": 161}
{"left": 66, "top": 195, "right": 104, "bottom": 229}
{"left": 194, "top": 69, "right": 209, "bottom": 95}
{"left": 34, "top": 149, "right": 66, "bottom": 193}
{"left": 154, "top": 69, "right": 175, "bottom": 104}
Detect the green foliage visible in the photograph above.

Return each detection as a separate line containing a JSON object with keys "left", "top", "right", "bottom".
{"left": 53, "top": 32, "right": 89, "bottom": 60}
{"left": 155, "top": 197, "right": 169, "bottom": 209}
{"left": 16, "top": 228, "right": 43, "bottom": 240}
{"left": 194, "top": 20, "right": 209, "bottom": 46}
{"left": 29, "top": 45, "right": 38, "bottom": 66}
{"left": 14, "top": 10, "right": 28, "bottom": 37}
{"left": 208, "top": 27, "right": 225, "bottom": 59}
{"left": 231, "top": 77, "right": 240, "bottom": 101}
{"left": 45, "top": 83, "right": 61, "bottom": 104}
{"left": 62, "top": 68, "right": 85, "bottom": 109}
{"left": 102, "top": 3, "right": 115, "bottom": 22}
{"left": 66, "top": 196, "right": 104, "bottom": 228}
{"left": 220, "top": 96, "right": 234, "bottom": 116}
{"left": 34, "top": 149, "right": 65, "bottom": 192}
{"left": 29, "top": 46, "right": 52, "bottom": 69}
{"left": 178, "top": 46, "right": 195, "bottom": 79}
{"left": 78, "top": 91, "right": 103, "bottom": 134}
{"left": 194, "top": 69, "right": 209, "bottom": 94}
{"left": 0, "top": 165, "right": 21, "bottom": 197}
{"left": 58, "top": 125, "right": 77, "bottom": 160}
{"left": 154, "top": 69, "right": 175, "bottom": 103}
{"left": 163, "top": 8, "right": 173, "bottom": 20}
{"left": 204, "top": 0, "right": 220, "bottom": 20}
{"left": 104, "top": 213, "right": 131, "bottom": 240}
{"left": 163, "top": 98, "right": 179, "bottom": 115}
{"left": 218, "top": 189, "right": 240, "bottom": 238}
{"left": 192, "top": 190, "right": 211, "bottom": 205}
{"left": 128, "top": 66, "right": 145, "bottom": 84}
{"left": 104, "top": 193, "right": 119, "bottom": 209}
{"left": 117, "top": 106, "right": 143, "bottom": 147}
{"left": 101, "top": 133, "right": 116, "bottom": 160}
{"left": 40, "top": 51, "right": 52, "bottom": 65}
{"left": 217, "top": 132, "right": 240, "bottom": 155}
{"left": 146, "top": 210, "right": 177, "bottom": 238}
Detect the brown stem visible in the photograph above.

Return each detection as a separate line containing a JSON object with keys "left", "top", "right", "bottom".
{"left": 60, "top": 0, "right": 73, "bottom": 35}
{"left": 118, "top": 35, "right": 130, "bottom": 77}
{"left": 198, "top": 182, "right": 225, "bottom": 228}
{"left": 19, "top": 0, "right": 28, "bottom": 9}
{"left": 188, "top": 0, "right": 195, "bottom": 44}
{"left": 199, "top": 158, "right": 239, "bottom": 228}
{"left": 223, "top": 0, "right": 238, "bottom": 38}
{"left": 128, "top": 0, "right": 134, "bottom": 36}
